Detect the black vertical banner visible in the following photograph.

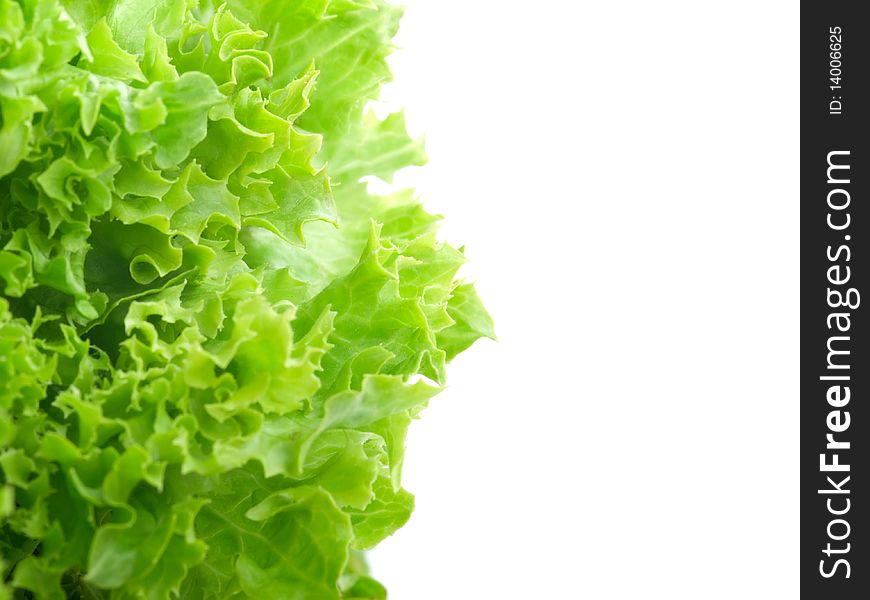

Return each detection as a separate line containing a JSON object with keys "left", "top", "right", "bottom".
{"left": 802, "top": 4, "right": 869, "bottom": 598}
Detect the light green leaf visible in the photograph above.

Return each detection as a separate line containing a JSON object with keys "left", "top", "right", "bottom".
{"left": 438, "top": 282, "right": 497, "bottom": 360}
{"left": 81, "top": 18, "right": 147, "bottom": 82}
{"left": 325, "top": 110, "right": 426, "bottom": 185}
{"left": 108, "top": 0, "right": 187, "bottom": 53}
{"left": 348, "top": 477, "right": 414, "bottom": 550}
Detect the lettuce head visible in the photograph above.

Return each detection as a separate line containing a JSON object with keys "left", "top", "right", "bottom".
{"left": 0, "top": 0, "right": 493, "bottom": 597}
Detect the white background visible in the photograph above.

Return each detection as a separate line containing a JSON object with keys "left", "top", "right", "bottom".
{"left": 368, "top": 1, "right": 799, "bottom": 598}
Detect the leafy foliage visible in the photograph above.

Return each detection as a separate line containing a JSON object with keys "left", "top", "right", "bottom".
{"left": 0, "top": 0, "right": 493, "bottom": 597}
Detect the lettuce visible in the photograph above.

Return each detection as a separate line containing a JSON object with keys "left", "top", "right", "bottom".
{"left": 0, "top": 1, "right": 493, "bottom": 597}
